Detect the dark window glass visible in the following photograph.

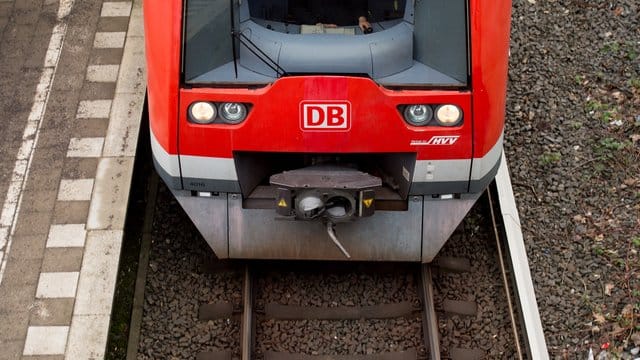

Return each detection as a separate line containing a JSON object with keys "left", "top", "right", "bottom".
{"left": 249, "top": 0, "right": 405, "bottom": 26}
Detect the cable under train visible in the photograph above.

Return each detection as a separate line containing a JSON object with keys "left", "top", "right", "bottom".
{"left": 143, "top": 0, "right": 511, "bottom": 262}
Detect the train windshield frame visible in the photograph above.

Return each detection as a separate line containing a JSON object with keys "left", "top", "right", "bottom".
{"left": 182, "top": 0, "right": 470, "bottom": 88}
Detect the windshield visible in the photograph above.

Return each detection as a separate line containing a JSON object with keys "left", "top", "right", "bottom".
{"left": 183, "top": 0, "right": 469, "bottom": 88}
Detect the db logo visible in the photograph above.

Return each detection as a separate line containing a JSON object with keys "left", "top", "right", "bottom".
{"left": 300, "top": 101, "right": 351, "bottom": 131}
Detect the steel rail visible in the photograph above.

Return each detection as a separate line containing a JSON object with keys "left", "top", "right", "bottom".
{"left": 488, "top": 186, "right": 524, "bottom": 359}
{"left": 494, "top": 154, "right": 549, "bottom": 359}
{"left": 419, "top": 264, "right": 441, "bottom": 360}
{"left": 241, "top": 265, "right": 255, "bottom": 360}
{"left": 195, "top": 263, "right": 246, "bottom": 360}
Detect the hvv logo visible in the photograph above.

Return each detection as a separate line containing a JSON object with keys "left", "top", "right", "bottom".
{"left": 426, "top": 136, "right": 460, "bottom": 145}
{"left": 300, "top": 101, "right": 351, "bottom": 131}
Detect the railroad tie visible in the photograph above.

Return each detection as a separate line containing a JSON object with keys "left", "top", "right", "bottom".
{"left": 442, "top": 300, "right": 477, "bottom": 317}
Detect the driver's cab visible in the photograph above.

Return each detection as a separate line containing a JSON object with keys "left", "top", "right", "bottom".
{"left": 183, "top": 0, "right": 469, "bottom": 87}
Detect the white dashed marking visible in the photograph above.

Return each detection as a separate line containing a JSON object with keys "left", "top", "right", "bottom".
{"left": 0, "top": 0, "right": 76, "bottom": 285}
{"left": 23, "top": 326, "right": 69, "bottom": 355}
{"left": 100, "top": 2, "right": 132, "bottom": 17}
{"left": 93, "top": 32, "right": 126, "bottom": 48}
{"left": 46, "top": 224, "right": 87, "bottom": 248}
{"left": 36, "top": 272, "right": 80, "bottom": 298}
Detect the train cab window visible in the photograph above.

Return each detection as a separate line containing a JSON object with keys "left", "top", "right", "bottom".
{"left": 249, "top": 0, "right": 405, "bottom": 29}
{"left": 184, "top": 0, "right": 469, "bottom": 88}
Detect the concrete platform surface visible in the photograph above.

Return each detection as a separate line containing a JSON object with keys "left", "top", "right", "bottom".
{"left": 0, "top": 0, "right": 145, "bottom": 358}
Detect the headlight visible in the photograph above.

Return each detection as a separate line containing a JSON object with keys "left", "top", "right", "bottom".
{"left": 403, "top": 105, "right": 433, "bottom": 126}
{"left": 219, "top": 102, "right": 247, "bottom": 124}
{"left": 188, "top": 102, "right": 216, "bottom": 124}
{"left": 434, "top": 104, "right": 462, "bottom": 126}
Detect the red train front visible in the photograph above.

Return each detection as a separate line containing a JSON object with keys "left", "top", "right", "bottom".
{"left": 144, "top": 0, "right": 511, "bottom": 262}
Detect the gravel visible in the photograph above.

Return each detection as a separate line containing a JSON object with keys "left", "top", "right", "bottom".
{"left": 138, "top": 186, "right": 514, "bottom": 358}
{"left": 139, "top": 186, "right": 427, "bottom": 358}
{"left": 138, "top": 186, "right": 243, "bottom": 359}
{"left": 434, "top": 210, "right": 516, "bottom": 358}
{"left": 257, "top": 269, "right": 419, "bottom": 307}
{"left": 254, "top": 266, "right": 424, "bottom": 356}
{"left": 256, "top": 318, "right": 424, "bottom": 356}
{"left": 507, "top": 0, "right": 639, "bottom": 358}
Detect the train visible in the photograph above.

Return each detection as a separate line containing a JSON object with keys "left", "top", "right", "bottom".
{"left": 143, "top": 0, "right": 511, "bottom": 262}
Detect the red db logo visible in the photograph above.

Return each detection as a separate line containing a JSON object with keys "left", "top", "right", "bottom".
{"left": 300, "top": 101, "right": 351, "bottom": 131}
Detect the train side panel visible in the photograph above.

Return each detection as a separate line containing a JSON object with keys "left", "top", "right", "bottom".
{"left": 469, "top": 0, "right": 512, "bottom": 191}
{"left": 144, "top": 0, "right": 182, "bottom": 187}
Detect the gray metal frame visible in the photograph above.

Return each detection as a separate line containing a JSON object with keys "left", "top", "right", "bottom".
{"left": 421, "top": 193, "right": 481, "bottom": 262}
{"left": 170, "top": 188, "right": 482, "bottom": 262}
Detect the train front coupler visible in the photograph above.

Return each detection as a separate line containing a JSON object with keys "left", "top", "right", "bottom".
{"left": 270, "top": 166, "right": 381, "bottom": 258}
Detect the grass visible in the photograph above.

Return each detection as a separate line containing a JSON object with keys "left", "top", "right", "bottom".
{"left": 601, "top": 41, "right": 621, "bottom": 54}
{"left": 583, "top": 99, "right": 623, "bottom": 123}
{"left": 601, "top": 110, "right": 615, "bottom": 122}
{"left": 600, "top": 41, "right": 638, "bottom": 60}
{"left": 539, "top": 151, "right": 562, "bottom": 165}
{"left": 585, "top": 99, "right": 608, "bottom": 113}
{"left": 592, "top": 245, "right": 605, "bottom": 256}
{"left": 570, "top": 121, "right": 583, "bottom": 130}
{"left": 598, "top": 137, "right": 627, "bottom": 152}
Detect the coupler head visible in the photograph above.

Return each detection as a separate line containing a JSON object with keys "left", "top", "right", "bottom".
{"left": 270, "top": 166, "right": 380, "bottom": 222}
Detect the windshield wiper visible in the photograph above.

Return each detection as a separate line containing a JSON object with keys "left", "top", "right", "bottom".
{"left": 229, "top": 0, "right": 239, "bottom": 77}
{"left": 229, "top": 0, "right": 288, "bottom": 78}
{"left": 233, "top": 31, "right": 289, "bottom": 77}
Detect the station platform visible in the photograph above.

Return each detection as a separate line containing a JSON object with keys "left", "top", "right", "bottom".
{"left": 0, "top": 0, "right": 145, "bottom": 358}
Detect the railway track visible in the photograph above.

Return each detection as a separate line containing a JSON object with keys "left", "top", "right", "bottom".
{"left": 127, "top": 156, "right": 548, "bottom": 359}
